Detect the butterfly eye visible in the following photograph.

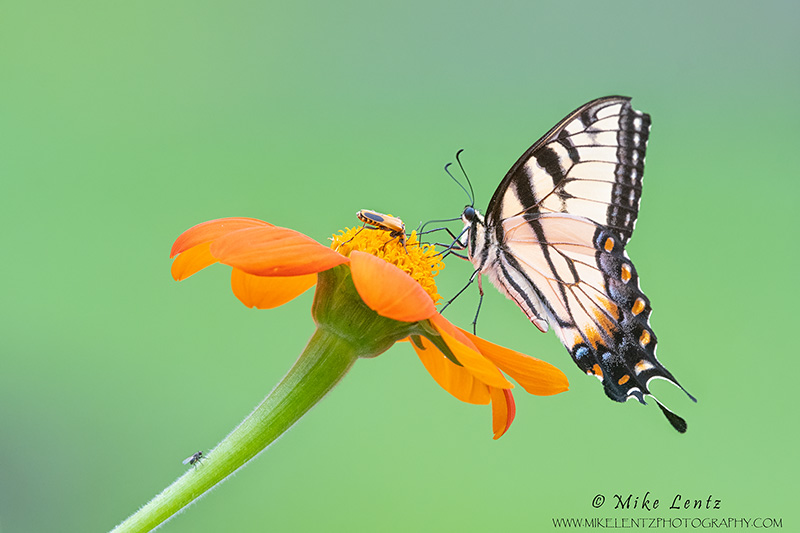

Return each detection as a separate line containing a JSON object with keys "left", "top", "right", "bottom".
{"left": 462, "top": 206, "right": 476, "bottom": 221}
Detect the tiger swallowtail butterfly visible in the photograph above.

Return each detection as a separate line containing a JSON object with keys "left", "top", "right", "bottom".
{"left": 460, "top": 96, "right": 695, "bottom": 432}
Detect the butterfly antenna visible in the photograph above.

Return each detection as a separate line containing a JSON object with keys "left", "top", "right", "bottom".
{"left": 455, "top": 149, "right": 475, "bottom": 207}
{"left": 444, "top": 160, "right": 473, "bottom": 207}
{"left": 440, "top": 268, "right": 479, "bottom": 314}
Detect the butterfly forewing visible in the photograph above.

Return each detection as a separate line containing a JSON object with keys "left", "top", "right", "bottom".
{"left": 467, "top": 96, "right": 693, "bottom": 432}
{"left": 487, "top": 96, "right": 649, "bottom": 245}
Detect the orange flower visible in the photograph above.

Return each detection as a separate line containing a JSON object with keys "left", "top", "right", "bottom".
{"left": 170, "top": 217, "right": 568, "bottom": 439}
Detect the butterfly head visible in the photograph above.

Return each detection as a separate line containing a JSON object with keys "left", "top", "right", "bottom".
{"left": 459, "top": 205, "right": 488, "bottom": 264}
{"left": 461, "top": 206, "right": 481, "bottom": 225}
{"left": 462, "top": 206, "right": 475, "bottom": 222}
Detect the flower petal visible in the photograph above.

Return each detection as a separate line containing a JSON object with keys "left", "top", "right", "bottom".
{"left": 490, "top": 387, "right": 516, "bottom": 440}
{"left": 231, "top": 269, "right": 317, "bottom": 309}
{"left": 410, "top": 335, "right": 490, "bottom": 404}
{"left": 349, "top": 251, "right": 436, "bottom": 322}
{"left": 211, "top": 226, "right": 349, "bottom": 276}
{"left": 461, "top": 329, "right": 569, "bottom": 396}
{"left": 171, "top": 242, "right": 218, "bottom": 281}
{"left": 170, "top": 217, "right": 273, "bottom": 258}
{"left": 430, "top": 314, "right": 513, "bottom": 389}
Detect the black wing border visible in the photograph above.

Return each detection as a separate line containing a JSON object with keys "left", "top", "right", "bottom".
{"left": 484, "top": 95, "right": 634, "bottom": 222}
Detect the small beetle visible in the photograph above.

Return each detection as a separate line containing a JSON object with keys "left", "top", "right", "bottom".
{"left": 356, "top": 209, "right": 408, "bottom": 250}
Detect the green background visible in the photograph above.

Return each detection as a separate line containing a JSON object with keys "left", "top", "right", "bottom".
{"left": 2, "top": 1, "right": 797, "bottom": 531}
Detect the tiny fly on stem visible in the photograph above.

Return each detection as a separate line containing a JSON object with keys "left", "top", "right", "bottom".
{"left": 182, "top": 451, "right": 203, "bottom": 467}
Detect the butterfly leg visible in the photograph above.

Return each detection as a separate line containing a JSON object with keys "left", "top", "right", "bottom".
{"left": 417, "top": 226, "right": 463, "bottom": 243}
{"left": 471, "top": 276, "right": 485, "bottom": 335}
{"left": 432, "top": 228, "right": 469, "bottom": 259}
{"left": 439, "top": 269, "right": 479, "bottom": 314}
{"left": 433, "top": 247, "right": 469, "bottom": 260}
{"left": 415, "top": 224, "right": 467, "bottom": 246}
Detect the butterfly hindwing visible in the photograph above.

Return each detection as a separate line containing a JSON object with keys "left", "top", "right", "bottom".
{"left": 465, "top": 96, "right": 694, "bottom": 432}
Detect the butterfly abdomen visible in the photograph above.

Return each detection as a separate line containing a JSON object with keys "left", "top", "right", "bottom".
{"left": 463, "top": 209, "right": 553, "bottom": 333}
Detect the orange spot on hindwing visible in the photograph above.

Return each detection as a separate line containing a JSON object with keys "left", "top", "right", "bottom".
{"left": 621, "top": 264, "right": 632, "bottom": 283}
{"left": 593, "top": 307, "right": 618, "bottom": 338}
{"left": 573, "top": 334, "right": 586, "bottom": 349}
{"left": 632, "top": 297, "right": 646, "bottom": 316}
{"left": 634, "top": 359, "right": 654, "bottom": 375}
{"left": 618, "top": 374, "right": 630, "bottom": 385}
{"left": 591, "top": 364, "right": 603, "bottom": 378}
{"left": 604, "top": 237, "right": 615, "bottom": 252}
{"left": 639, "top": 329, "right": 651, "bottom": 347}
{"left": 584, "top": 326, "right": 602, "bottom": 349}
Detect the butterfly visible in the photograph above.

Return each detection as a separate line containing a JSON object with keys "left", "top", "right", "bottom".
{"left": 459, "top": 96, "right": 695, "bottom": 432}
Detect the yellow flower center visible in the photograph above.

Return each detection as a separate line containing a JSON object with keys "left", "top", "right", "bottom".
{"left": 331, "top": 224, "right": 444, "bottom": 304}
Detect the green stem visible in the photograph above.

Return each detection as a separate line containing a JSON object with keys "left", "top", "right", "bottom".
{"left": 112, "top": 328, "right": 358, "bottom": 533}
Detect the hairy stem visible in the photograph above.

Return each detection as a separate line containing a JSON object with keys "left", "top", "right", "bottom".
{"left": 112, "top": 328, "right": 358, "bottom": 532}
